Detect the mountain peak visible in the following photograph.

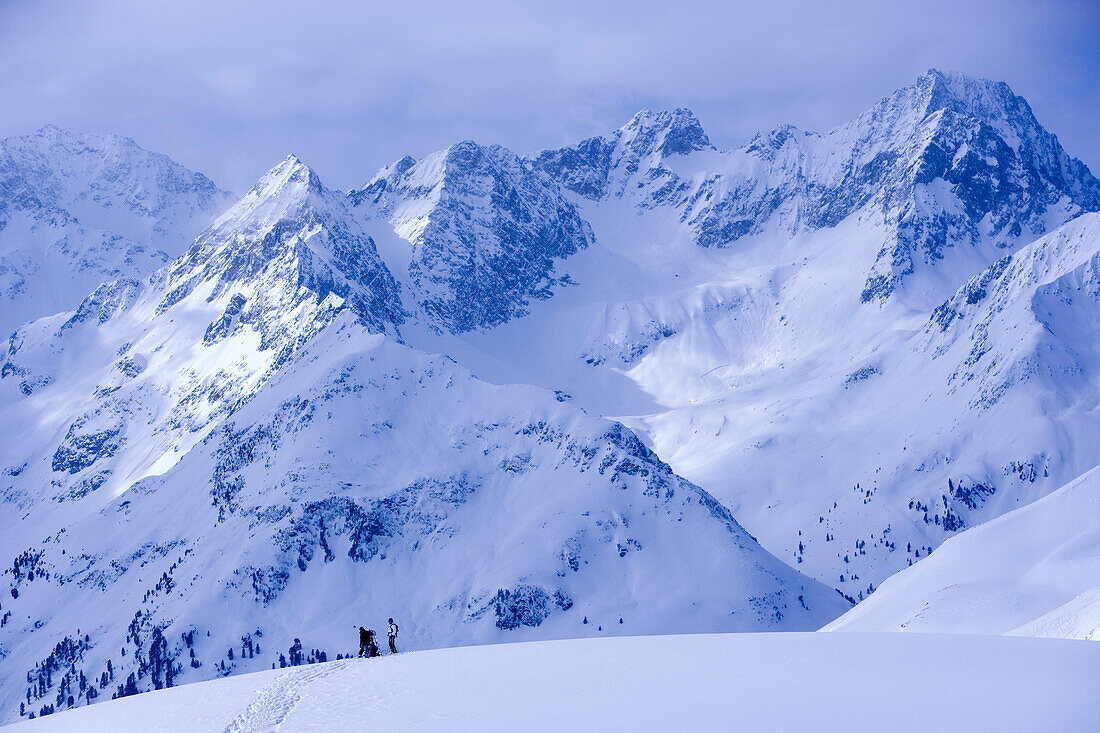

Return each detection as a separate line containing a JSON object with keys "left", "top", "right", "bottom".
{"left": 17, "top": 125, "right": 152, "bottom": 165}
{"left": 163, "top": 153, "right": 404, "bottom": 336}
{"left": 0, "top": 125, "right": 234, "bottom": 333}
{"left": 743, "top": 123, "right": 811, "bottom": 159}
{"left": 29, "top": 123, "right": 110, "bottom": 144}
{"left": 255, "top": 154, "right": 324, "bottom": 196}
{"left": 221, "top": 155, "right": 329, "bottom": 233}
{"left": 190, "top": 154, "right": 341, "bottom": 268}
{"left": 33, "top": 123, "right": 65, "bottom": 136}
{"left": 443, "top": 139, "right": 494, "bottom": 168}
{"left": 874, "top": 68, "right": 1038, "bottom": 142}
{"left": 620, "top": 107, "right": 712, "bottom": 156}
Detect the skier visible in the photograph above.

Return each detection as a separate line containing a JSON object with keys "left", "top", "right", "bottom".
{"left": 367, "top": 629, "right": 380, "bottom": 658}
{"left": 388, "top": 618, "right": 399, "bottom": 654}
{"left": 358, "top": 626, "right": 370, "bottom": 658}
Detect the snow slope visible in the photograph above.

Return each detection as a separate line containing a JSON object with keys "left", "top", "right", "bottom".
{"left": 7, "top": 633, "right": 1099, "bottom": 732}
{"left": 824, "top": 464, "right": 1100, "bottom": 638}
{"left": 0, "top": 126, "right": 234, "bottom": 336}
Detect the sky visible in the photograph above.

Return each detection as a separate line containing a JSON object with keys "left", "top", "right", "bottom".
{"left": 1, "top": 0, "right": 1098, "bottom": 193}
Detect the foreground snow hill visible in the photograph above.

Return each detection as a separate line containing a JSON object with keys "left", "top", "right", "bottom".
{"left": 0, "top": 157, "right": 846, "bottom": 724}
{"left": 7, "top": 634, "right": 1100, "bottom": 732}
{"left": 825, "top": 464, "right": 1100, "bottom": 638}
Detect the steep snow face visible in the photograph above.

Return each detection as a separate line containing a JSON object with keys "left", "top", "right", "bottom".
{"left": 824, "top": 464, "right": 1100, "bottom": 639}
{"left": 0, "top": 157, "right": 845, "bottom": 724}
{"left": 349, "top": 141, "right": 594, "bottom": 333}
{"left": 621, "top": 213, "right": 1100, "bottom": 599}
{"left": 919, "top": 211, "right": 1100, "bottom": 413}
{"left": 0, "top": 126, "right": 234, "bottom": 335}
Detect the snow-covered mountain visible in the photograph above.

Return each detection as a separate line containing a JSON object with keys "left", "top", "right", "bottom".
{"left": 0, "top": 126, "right": 235, "bottom": 336}
{"left": 0, "top": 156, "right": 845, "bottom": 724}
{"left": 3, "top": 67, "right": 1100, "bottom": 725}
{"left": 824, "top": 463, "right": 1100, "bottom": 639}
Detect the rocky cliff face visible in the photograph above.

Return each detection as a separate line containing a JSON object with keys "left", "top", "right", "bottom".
{"left": 531, "top": 108, "right": 713, "bottom": 201}
{"left": 163, "top": 155, "right": 404, "bottom": 344}
{"left": 351, "top": 141, "right": 593, "bottom": 333}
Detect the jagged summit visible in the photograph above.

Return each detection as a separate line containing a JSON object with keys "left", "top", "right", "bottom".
{"left": 842, "top": 69, "right": 1100, "bottom": 300}
{"left": 162, "top": 155, "right": 403, "bottom": 337}
{"left": 844, "top": 69, "right": 1080, "bottom": 169}
{"left": 209, "top": 154, "right": 327, "bottom": 234}
{"left": 618, "top": 107, "right": 714, "bottom": 157}
{"left": 355, "top": 141, "right": 508, "bottom": 206}
{"left": 742, "top": 123, "right": 815, "bottom": 161}
{"left": 2, "top": 125, "right": 228, "bottom": 211}
{"left": 529, "top": 107, "right": 713, "bottom": 201}
{"left": 262, "top": 153, "right": 324, "bottom": 190}
{"left": 911, "top": 68, "right": 1036, "bottom": 129}
{"left": 445, "top": 139, "right": 494, "bottom": 158}
{"left": 532, "top": 69, "right": 1099, "bottom": 305}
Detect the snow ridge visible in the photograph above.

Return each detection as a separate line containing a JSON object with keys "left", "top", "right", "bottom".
{"left": 531, "top": 69, "right": 1100, "bottom": 302}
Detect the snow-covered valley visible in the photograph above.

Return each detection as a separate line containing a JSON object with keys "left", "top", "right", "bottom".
{"left": 2, "top": 66, "right": 1100, "bottom": 727}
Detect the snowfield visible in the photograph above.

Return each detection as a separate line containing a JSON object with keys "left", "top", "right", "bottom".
{"left": 6, "top": 633, "right": 1099, "bottom": 732}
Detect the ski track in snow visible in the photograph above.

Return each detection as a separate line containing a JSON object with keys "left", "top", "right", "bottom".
{"left": 223, "top": 660, "right": 351, "bottom": 733}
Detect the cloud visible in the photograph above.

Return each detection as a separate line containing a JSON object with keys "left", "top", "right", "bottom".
{"left": 1, "top": 0, "right": 1097, "bottom": 192}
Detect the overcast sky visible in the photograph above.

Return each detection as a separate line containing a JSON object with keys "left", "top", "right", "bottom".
{"left": 2, "top": 0, "right": 1097, "bottom": 193}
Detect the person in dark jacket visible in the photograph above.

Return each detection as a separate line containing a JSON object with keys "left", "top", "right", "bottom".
{"left": 358, "top": 626, "right": 370, "bottom": 658}
{"left": 387, "top": 618, "right": 399, "bottom": 654}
